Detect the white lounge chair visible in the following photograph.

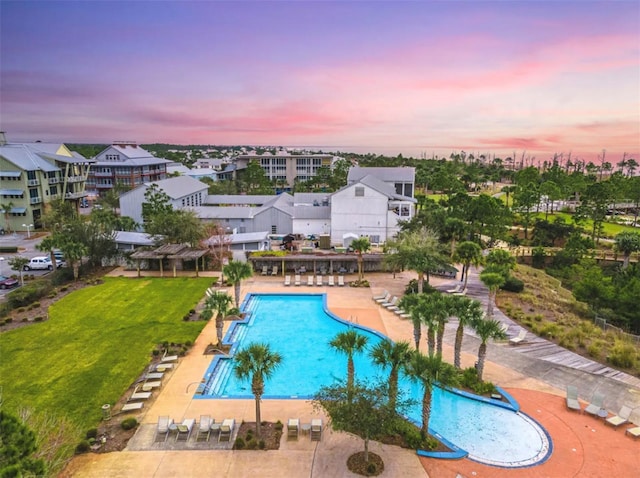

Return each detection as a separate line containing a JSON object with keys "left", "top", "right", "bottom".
{"left": 219, "top": 418, "right": 235, "bottom": 442}
{"left": 509, "top": 329, "right": 527, "bottom": 345}
{"left": 380, "top": 296, "right": 397, "bottom": 308}
{"left": 375, "top": 293, "right": 391, "bottom": 304}
{"left": 626, "top": 426, "right": 640, "bottom": 439}
{"left": 307, "top": 276, "right": 314, "bottom": 286}
{"left": 452, "top": 288, "right": 467, "bottom": 296}
{"left": 196, "top": 415, "right": 213, "bottom": 441}
{"left": 446, "top": 284, "right": 462, "bottom": 294}
{"left": 294, "top": 274, "right": 301, "bottom": 286}
{"left": 287, "top": 418, "right": 299, "bottom": 439}
{"left": 271, "top": 266, "right": 278, "bottom": 276}
{"left": 161, "top": 353, "right": 178, "bottom": 363}
{"left": 328, "top": 276, "right": 335, "bottom": 286}
{"left": 154, "top": 363, "right": 173, "bottom": 372}
{"left": 311, "top": 418, "right": 322, "bottom": 441}
{"left": 141, "top": 381, "right": 161, "bottom": 391}
{"left": 372, "top": 290, "right": 389, "bottom": 301}
{"left": 566, "top": 385, "right": 581, "bottom": 412}
{"left": 129, "top": 386, "right": 152, "bottom": 401}
{"left": 121, "top": 402, "right": 144, "bottom": 412}
{"left": 384, "top": 297, "right": 400, "bottom": 311}
{"left": 284, "top": 275, "right": 291, "bottom": 286}
{"left": 155, "top": 416, "right": 173, "bottom": 442}
{"left": 176, "top": 418, "right": 195, "bottom": 441}
{"left": 316, "top": 275, "right": 323, "bottom": 286}
{"left": 261, "top": 266, "right": 268, "bottom": 276}
{"left": 337, "top": 276, "right": 345, "bottom": 286}
{"left": 606, "top": 405, "right": 632, "bottom": 429}
{"left": 584, "top": 393, "right": 605, "bottom": 416}
{"left": 145, "top": 372, "right": 164, "bottom": 381}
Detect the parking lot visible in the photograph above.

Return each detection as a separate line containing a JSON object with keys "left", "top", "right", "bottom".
{"left": 0, "top": 232, "right": 54, "bottom": 297}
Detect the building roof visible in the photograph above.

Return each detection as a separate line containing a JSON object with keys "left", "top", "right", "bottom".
{"left": 339, "top": 174, "right": 417, "bottom": 203}
{"left": 292, "top": 205, "right": 331, "bottom": 220}
{"left": 347, "top": 166, "right": 415, "bottom": 183}
{"left": 205, "top": 194, "right": 277, "bottom": 206}
{"left": 0, "top": 189, "right": 24, "bottom": 195}
{"left": 143, "top": 176, "right": 208, "bottom": 199}
{"left": 293, "top": 192, "right": 331, "bottom": 206}
{"left": 114, "top": 231, "right": 155, "bottom": 246}
{"left": 0, "top": 143, "right": 61, "bottom": 172}
{"left": 93, "top": 157, "right": 171, "bottom": 167}
{"left": 192, "top": 206, "right": 255, "bottom": 219}
{"left": 206, "top": 231, "right": 270, "bottom": 245}
{"left": 111, "top": 144, "right": 155, "bottom": 159}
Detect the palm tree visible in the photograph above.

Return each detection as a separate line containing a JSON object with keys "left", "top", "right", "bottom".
{"left": 233, "top": 342, "right": 283, "bottom": 437}
{"left": 398, "top": 294, "right": 424, "bottom": 351}
{"left": 0, "top": 202, "right": 14, "bottom": 233}
{"left": 614, "top": 231, "right": 640, "bottom": 269}
{"left": 350, "top": 237, "right": 371, "bottom": 281}
{"left": 204, "top": 292, "right": 234, "bottom": 345}
{"left": 449, "top": 296, "right": 485, "bottom": 369}
{"left": 453, "top": 241, "right": 483, "bottom": 290}
{"left": 479, "top": 271, "right": 506, "bottom": 319}
{"left": 399, "top": 293, "right": 441, "bottom": 356}
{"left": 370, "top": 340, "right": 411, "bottom": 412}
{"left": 329, "top": 329, "right": 368, "bottom": 395}
{"left": 443, "top": 217, "right": 467, "bottom": 258}
{"left": 403, "top": 350, "right": 457, "bottom": 435}
{"left": 472, "top": 318, "right": 507, "bottom": 380}
{"left": 223, "top": 260, "right": 253, "bottom": 306}
{"left": 60, "top": 241, "right": 88, "bottom": 281}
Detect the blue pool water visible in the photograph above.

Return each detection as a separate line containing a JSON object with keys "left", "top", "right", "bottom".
{"left": 200, "top": 294, "right": 551, "bottom": 467}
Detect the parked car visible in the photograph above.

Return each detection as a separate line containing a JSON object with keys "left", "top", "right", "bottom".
{"left": 23, "top": 256, "right": 62, "bottom": 271}
{"left": 0, "top": 275, "right": 19, "bottom": 289}
{"left": 53, "top": 250, "right": 65, "bottom": 263}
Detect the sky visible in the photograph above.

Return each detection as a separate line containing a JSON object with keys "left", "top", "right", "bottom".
{"left": 1, "top": 1, "right": 639, "bottom": 163}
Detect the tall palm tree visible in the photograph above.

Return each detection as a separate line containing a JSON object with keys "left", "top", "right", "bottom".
{"left": 449, "top": 296, "right": 485, "bottom": 369}
{"left": 370, "top": 340, "right": 411, "bottom": 412}
{"left": 204, "top": 292, "right": 234, "bottom": 345}
{"left": 403, "top": 350, "right": 457, "bottom": 435}
{"left": 61, "top": 241, "right": 88, "bottom": 281}
{"left": 431, "top": 294, "right": 453, "bottom": 358}
{"left": 223, "top": 259, "right": 253, "bottom": 306}
{"left": 350, "top": 237, "right": 371, "bottom": 281}
{"left": 233, "top": 342, "right": 282, "bottom": 437}
{"left": 443, "top": 217, "right": 467, "bottom": 258}
{"left": 453, "top": 241, "right": 483, "bottom": 289}
{"left": 479, "top": 271, "right": 506, "bottom": 319}
{"left": 472, "top": 318, "right": 507, "bottom": 380}
{"left": 329, "top": 329, "right": 368, "bottom": 395}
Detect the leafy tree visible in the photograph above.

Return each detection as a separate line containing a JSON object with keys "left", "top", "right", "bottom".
{"left": 449, "top": 296, "right": 485, "bottom": 369}
{"left": 484, "top": 249, "right": 516, "bottom": 279}
{"left": 539, "top": 180, "right": 562, "bottom": 219}
{"left": 500, "top": 185, "right": 517, "bottom": 208}
{"left": 233, "top": 342, "right": 283, "bottom": 438}
{"left": 471, "top": 317, "right": 507, "bottom": 380}
{"left": 350, "top": 237, "right": 371, "bottom": 281}
{"left": 403, "top": 350, "right": 457, "bottom": 435}
{"left": 329, "top": 330, "right": 368, "bottom": 397}
{"left": 203, "top": 292, "right": 234, "bottom": 345}
{"left": 513, "top": 183, "right": 540, "bottom": 239}
{"left": 59, "top": 240, "right": 88, "bottom": 280}
{"left": 223, "top": 260, "right": 253, "bottom": 306}
{"left": 146, "top": 209, "right": 204, "bottom": 246}
{"left": 479, "top": 271, "right": 506, "bottom": 319}
{"left": 0, "top": 410, "right": 46, "bottom": 477}
{"left": 531, "top": 217, "right": 576, "bottom": 247}
{"left": 37, "top": 235, "right": 62, "bottom": 270}
{"left": 442, "top": 217, "right": 467, "bottom": 258}
{"left": 453, "top": 241, "right": 483, "bottom": 289}
{"left": 239, "top": 161, "right": 273, "bottom": 193}
{"left": 370, "top": 340, "right": 412, "bottom": 412}
{"left": 572, "top": 262, "right": 615, "bottom": 313}
{"left": 7, "top": 256, "right": 29, "bottom": 285}
{"left": 575, "top": 181, "right": 614, "bottom": 243}
{"left": 141, "top": 184, "right": 173, "bottom": 224}
{"left": 614, "top": 231, "right": 640, "bottom": 269}
{"left": 465, "top": 194, "right": 512, "bottom": 243}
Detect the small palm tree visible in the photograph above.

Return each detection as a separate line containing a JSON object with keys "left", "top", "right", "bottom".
{"left": 449, "top": 296, "right": 484, "bottom": 369}
{"left": 479, "top": 271, "right": 506, "bottom": 319}
{"left": 614, "top": 231, "right": 640, "bottom": 269}
{"left": 404, "top": 350, "right": 457, "bottom": 435}
{"left": 472, "top": 317, "right": 507, "bottom": 380}
{"left": 204, "top": 292, "right": 233, "bottom": 346}
{"left": 453, "top": 241, "right": 483, "bottom": 289}
{"left": 234, "top": 342, "right": 283, "bottom": 438}
{"left": 1, "top": 202, "right": 14, "bottom": 233}
{"left": 60, "top": 241, "right": 88, "bottom": 281}
{"left": 223, "top": 260, "right": 253, "bottom": 306}
{"left": 370, "top": 340, "right": 411, "bottom": 412}
{"left": 350, "top": 237, "right": 371, "bottom": 281}
{"left": 329, "top": 329, "right": 368, "bottom": 395}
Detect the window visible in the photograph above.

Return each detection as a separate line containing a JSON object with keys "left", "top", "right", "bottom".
{"left": 271, "top": 225, "right": 277, "bottom": 234}
{"left": 355, "top": 186, "right": 364, "bottom": 197}
{"left": 49, "top": 186, "right": 58, "bottom": 195}
{"left": 400, "top": 205, "right": 410, "bottom": 217}
{"left": 105, "top": 154, "right": 119, "bottom": 161}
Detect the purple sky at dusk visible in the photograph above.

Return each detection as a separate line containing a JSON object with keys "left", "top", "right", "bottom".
{"left": 1, "top": 1, "right": 638, "bottom": 163}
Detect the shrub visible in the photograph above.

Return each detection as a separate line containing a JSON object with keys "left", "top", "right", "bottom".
{"left": 152, "top": 349, "right": 160, "bottom": 357}
{"left": 75, "top": 440, "right": 91, "bottom": 454}
{"left": 7, "top": 281, "right": 52, "bottom": 309}
{"left": 121, "top": 418, "right": 138, "bottom": 430}
{"left": 5, "top": 317, "right": 13, "bottom": 324}
{"left": 274, "top": 421, "right": 283, "bottom": 431}
{"left": 234, "top": 437, "right": 245, "bottom": 449}
{"left": 86, "top": 428, "right": 98, "bottom": 439}
{"left": 183, "top": 314, "right": 191, "bottom": 321}
{"left": 607, "top": 340, "right": 638, "bottom": 369}
{"left": 405, "top": 279, "right": 437, "bottom": 295}
{"left": 31, "top": 302, "right": 41, "bottom": 308}
{"left": 258, "top": 439, "right": 266, "bottom": 449}
{"left": 17, "top": 307, "right": 26, "bottom": 313}
{"left": 501, "top": 276, "right": 524, "bottom": 293}
{"left": 587, "top": 340, "right": 604, "bottom": 359}
{"left": 185, "top": 340, "right": 192, "bottom": 347}
{"left": 246, "top": 438, "right": 258, "bottom": 449}
{"left": 367, "top": 462, "right": 378, "bottom": 474}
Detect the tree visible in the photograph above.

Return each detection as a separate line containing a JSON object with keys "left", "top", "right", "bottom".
{"left": 203, "top": 292, "right": 234, "bottom": 345}
{"left": 403, "top": 350, "right": 457, "bottom": 435}
{"left": 399, "top": 293, "right": 443, "bottom": 356}
{"left": 442, "top": 217, "right": 467, "bottom": 258}
{"left": 59, "top": 240, "right": 88, "bottom": 280}
{"left": 239, "top": 161, "right": 273, "bottom": 193}
{"left": 7, "top": 256, "right": 29, "bottom": 285}
{"left": 575, "top": 181, "right": 614, "bottom": 243}
{"left": 37, "top": 235, "right": 62, "bottom": 270}
{"left": 513, "top": 183, "right": 540, "bottom": 239}
{"left": 479, "top": 271, "right": 506, "bottom": 319}
{"left": 453, "top": 241, "right": 483, "bottom": 289}
{"left": 0, "top": 201, "right": 14, "bottom": 233}
{"left": 614, "top": 232, "right": 640, "bottom": 269}
{"left": 370, "top": 340, "right": 412, "bottom": 412}
{"left": 141, "top": 184, "right": 173, "bottom": 225}
{"left": 398, "top": 294, "right": 424, "bottom": 351}
{"left": 0, "top": 410, "right": 46, "bottom": 477}
{"left": 329, "top": 330, "right": 368, "bottom": 397}
{"left": 223, "top": 260, "right": 253, "bottom": 306}
{"left": 471, "top": 317, "right": 507, "bottom": 380}
{"left": 572, "top": 262, "right": 615, "bottom": 313}
{"left": 350, "top": 237, "right": 371, "bottom": 281}
{"left": 449, "top": 296, "right": 485, "bottom": 369}
{"left": 233, "top": 342, "right": 282, "bottom": 438}
{"left": 484, "top": 249, "right": 516, "bottom": 278}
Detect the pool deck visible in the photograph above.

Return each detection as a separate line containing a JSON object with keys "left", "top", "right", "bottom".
{"left": 61, "top": 269, "right": 640, "bottom": 478}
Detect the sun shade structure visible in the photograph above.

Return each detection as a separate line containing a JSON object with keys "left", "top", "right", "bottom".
{"left": 130, "top": 243, "right": 208, "bottom": 277}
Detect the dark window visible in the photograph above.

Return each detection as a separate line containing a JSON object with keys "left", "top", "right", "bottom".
{"left": 355, "top": 186, "right": 364, "bottom": 197}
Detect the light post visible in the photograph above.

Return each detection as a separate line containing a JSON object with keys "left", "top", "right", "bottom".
{"left": 0, "top": 257, "right": 4, "bottom": 276}
{"left": 22, "top": 223, "right": 33, "bottom": 239}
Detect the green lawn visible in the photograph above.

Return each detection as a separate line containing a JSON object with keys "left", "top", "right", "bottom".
{"left": 531, "top": 211, "right": 637, "bottom": 237}
{"left": 0, "top": 277, "right": 211, "bottom": 428}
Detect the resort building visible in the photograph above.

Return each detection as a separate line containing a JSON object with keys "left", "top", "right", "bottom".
{"left": 234, "top": 152, "right": 334, "bottom": 188}
{"left": 0, "top": 133, "right": 92, "bottom": 231}
{"left": 86, "top": 142, "right": 171, "bottom": 197}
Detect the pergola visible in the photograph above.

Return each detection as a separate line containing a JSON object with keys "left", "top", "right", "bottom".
{"left": 130, "top": 243, "right": 209, "bottom": 277}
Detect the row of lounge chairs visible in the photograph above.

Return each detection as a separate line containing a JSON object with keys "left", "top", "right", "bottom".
{"left": 284, "top": 275, "right": 345, "bottom": 287}
{"left": 287, "top": 418, "right": 322, "bottom": 441}
{"left": 565, "top": 386, "right": 640, "bottom": 438}
{"left": 155, "top": 415, "right": 236, "bottom": 443}
{"left": 261, "top": 266, "right": 279, "bottom": 276}
{"left": 372, "top": 291, "right": 410, "bottom": 319}
{"left": 121, "top": 353, "right": 178, "bottom": 413}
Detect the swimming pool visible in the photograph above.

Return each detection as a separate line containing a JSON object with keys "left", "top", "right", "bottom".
{"left": 199, "top": 293, "right": 552, "bottom": 467}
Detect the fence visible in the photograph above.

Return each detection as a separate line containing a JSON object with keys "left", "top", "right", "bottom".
{"left": 594, "top": 316, "right": 640, "bottom": 345}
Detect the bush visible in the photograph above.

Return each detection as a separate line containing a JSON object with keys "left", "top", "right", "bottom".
{"left": 34, "top": 316, "right": 44, "bottom": 322}
{"left": 367, "top": 463, "right": 378, "bottom": 474}
{"left": 152, "top": 349, "right": 160, "bottom": 357}
{"left": 274, "top": 420, "right": 283, "bottom": 431}
{"left": 7, "top": 281, "right": 52, "bottom": 309}
{"left": 121, "top": 418, "right": 138, "bottom": 430}
{"left": 86, "top": 428, "right": 98, "bottom": 439}
{"left": 75, "top": 440, "right": 91, "bottom": 454}
{"left": 234, "top": 437, "right": 245, "bottom": 449}
{"left": 404, "top": 279, "right": 437, "bottom": 295}
{"left": 501, "top": 276, "right": 524, "bottom": 293}
{"left": 607, "top": 340, "right": 638, "bottom": 369}
{"left": 246, "top": 438, "right": 258, "bottom": 449}
{"left": 5, "top": 317, "right": 13, "bottom": 324}
{"left": 258, "top": 439, "right": 266, "bottom": 449}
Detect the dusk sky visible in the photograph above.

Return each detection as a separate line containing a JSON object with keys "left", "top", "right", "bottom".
{"left": 1, "top": 1, "right": 638, "bottom": 162}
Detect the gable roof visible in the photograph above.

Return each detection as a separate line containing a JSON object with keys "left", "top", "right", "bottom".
{"left": 143, "top": 176, "right": 208, "bottom": 199}
{"left": 1, "top": 143, "right": 62, "bottom": 172}
{"left": 347, "top": 166, "right": 415, "bottom": 183}
{"left": 337, "top": 174, "right": 417, "bottom": 203}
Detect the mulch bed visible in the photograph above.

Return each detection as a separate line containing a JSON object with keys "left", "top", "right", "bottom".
{"left": 233, "top": 421, "right": 282, "bottom": 450}
{"left": 347, "top": 451, "right": 385, "bottom": 476}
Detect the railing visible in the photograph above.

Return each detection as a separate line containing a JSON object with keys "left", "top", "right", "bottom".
{"left": 93, "top": 171, "right": 112, "bottom": 177}
{"left": 594, "top": 316, "right": 640, "bottom": 345}
{"left": 66, "top": 175, "right": 84, "bottom": 183}
{"left": 27, "top": 179, "right": 39, "bottom": 186}
{"left": 29, "top": 197, "right": 41, "bottom": 204}
{"left": 48, "top": 177, "right": 59, "bottom": 184}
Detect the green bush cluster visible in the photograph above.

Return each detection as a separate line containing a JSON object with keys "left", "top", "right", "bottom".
{"left": 458, "top": 367, "right": 497, "bottom": 396}
{"left": 75, "top": 440, "right": 90, "bottom": 454}
{"left": 121, "top": 418, "right": 138, "bottom": 430}
{"left": 500, "top": 276, "right": 524, "bottom": 293}
{"left": 234, "top": 437, "right": 245, "bottom": 449}
{"left": 6, "top": 281, "right": 52, "bottom": 309}
{"left": 607, "top": 340, "right": 638, "bottom": 368}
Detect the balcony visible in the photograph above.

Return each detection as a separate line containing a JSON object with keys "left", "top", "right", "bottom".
{"left": 48, "top": 177, "right": 60, "bottom": 185}
{"left": 27, "top": 179, "right": 40, "bottom": 186}
{"left": 66, "top": 175, "right": 85, "bottom": 183}
{"left": 93, "top": 171, "right": 112, "bottom": 177}
{"left": 29, "top": 197, "right": 42, "bottom": 204}
{"left": 95, "top": 183, "right": 112, "bottom": 189}
{"left": 65, "top": 191, "right": 88, "bottom": 199}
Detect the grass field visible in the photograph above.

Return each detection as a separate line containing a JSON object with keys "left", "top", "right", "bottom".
{"left": 531, "top": 211, "right": 638, "bottom": 237}
{"left": 0, "top": 277, "right": 211, "bottom": 428}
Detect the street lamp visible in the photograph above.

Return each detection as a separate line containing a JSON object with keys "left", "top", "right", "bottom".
{"left": 22, "top": 224, "right": 33, "bottom": 239}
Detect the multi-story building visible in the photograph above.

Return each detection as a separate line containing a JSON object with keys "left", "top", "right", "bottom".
{"left": 86, "top": 142, "right": 170, "bottom": 197}
{"left": 0, "top": 132, "right": 92, "bottom": 231}
{"left": 234, "top": 152, "right": 333, "bottom": 188}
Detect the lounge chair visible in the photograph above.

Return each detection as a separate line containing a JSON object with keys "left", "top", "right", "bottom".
{"left": 310, "top": 418, "right": 322, "bottom": 441}
{"left": 155, "top": 416, "right": 174, "bottom": 442}
{"left": 121, "top": 402, "right": 144, "bottom": 412}
{"left": 219, "top": 418, "right": 235, "bottom": 442}
{"left": 161, "top": 353, "right": 178, "bottom": 363}
{"left": 565, "top": 385, "right": 581, "bottom": 412}
{"left": 499, "top": 322, "right": 509, "bottom": 334}
{"left": 154, "top": 363, "right": 173, "bottom": 372}
{"left": 380, "top": 296, "right": 397, "bottom": 308}
{"left": 130, "top": 386, "right": 152, "bottom": 401}
{"left": 375, "top": 292, "right": 391, "bottom": 304}
{"left": 294, "top": 274, "right": 301, "bottom": 286}
{"left": 384, "top": 297, "right": 400, "bottom": 311}
{"left": 307, "top": 276, "right": 314, "bottom": 286}
{"left": 584, "top": 393, "right": 605, "bottom": 416}
{"left": 316, "top": 275, "right": 323, "bottom": 286}
{"left": 509, "top": 329, "right": 527, "bottom": 345}
{"left": 328, "top": 276, "right": 335, "bottom": 286}
{"left": 284, "top": 275, "right": 291, "bottom": 286}
{"left": 176, "top": 418, "right": 195, "bottom": 441}
{"left": 394, "top": 308, "right": 411, "bottom": 319}
{"left": 287, "top": 418, "right": 299, "bottom": 439}
{"left": 606, "top": 405, "right": 632, "bottom": 429}
{"left": 626, "top": 426, "right": 640, "bottom": 439}
{"left": 272, "top": 266, "right": 278, "bottom": 276}
{"left": 372, "top": 290, "right": 388, "bottom": 301}
{"left": 196, "top": 415, "right": 213, "bottom": 441}
{"left": 141, "top": 380, "right": 161, "bottom": 391}
{"left": 446, "top": 284, "right": 462, "bottom": 294}
{"left": 337, "top": 276, "right": 345, "bottom": 287}
{"left": 261, "top": 266, "right": 268, "bottom": 276}
{"left": 145, "top": 372, "right": 164, "bottom": 381}
{"left": 452, "top": 288, "right": 467, "bottom": 296}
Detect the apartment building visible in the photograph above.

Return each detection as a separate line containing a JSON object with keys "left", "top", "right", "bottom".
{"left": 234, "top": 152, "right": 333, "bottom": 188}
